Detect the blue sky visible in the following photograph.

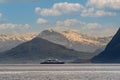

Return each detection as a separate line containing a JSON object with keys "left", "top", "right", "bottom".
{"left": 0, "top": 0, "right": 120, "bottom": 36}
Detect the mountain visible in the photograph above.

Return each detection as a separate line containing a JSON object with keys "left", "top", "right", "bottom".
{"left": 0, "top": 33, "right": 37, "bottom": 52}
{"left": 96, "top": 36, "right": 112, "bottom": 44}
{"left": 0, "top": 29, "right": 112, "bottom": 63}
{"left": 0, "top": 37, "right": 93, "bottom": 63}
{"left": 38, "top": 29, "right": 111, "bottom": 53}
{"left": 0, "top": 29, "right": 111, "bottom": 53}
{"left": 92, "top": 28, "right": 120, "bottom": 63}
{"left": 71, "top": 58, "right": 91, "bottom": 63}
{"left": 93, "top": 46, "right": 106, "bottom": 55}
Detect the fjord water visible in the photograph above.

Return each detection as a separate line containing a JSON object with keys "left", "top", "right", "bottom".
{"left": 0, "top": 64, "right": 120, "bottom": 80}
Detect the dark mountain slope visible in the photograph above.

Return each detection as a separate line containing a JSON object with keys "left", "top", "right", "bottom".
{"left": 0, "top": 37, "right": 90, "bottom": 63}
{"left": 92, "top": 28, "right": 120, "bottom": 63}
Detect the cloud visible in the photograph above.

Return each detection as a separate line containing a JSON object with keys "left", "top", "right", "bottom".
{"left": 35, "top": 2, "right": 83, "bottom": 16}
{"left": 35, "top": 7, "right": 61, "bottom": 16}
{"left": 37, "top": 18, "right": 48, "bottom": 24}
{"left": 35, "top": 2, "right": 117, "bottom": 17}
{"left": 56, "top": 19, "right": 101, "bottom": 29}
{"left": 81, "top": 8, "right": 116, "bottom": 17}
{"left": 0, "top": 23, "right": 30, "bottom": 30}
{"left": 56, "top": 19, "right": 84, "bottom": 27}
{"left": 55, "top": 19, "right": 117, "bottom": 36}
{"left": 87, "top": 0, "right": 120, "bottom": 10}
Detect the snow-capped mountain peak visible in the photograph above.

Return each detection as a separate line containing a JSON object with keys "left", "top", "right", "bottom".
{"left": 0, "top": 33, "right": 37, "bottom": 41}
{"left": 61, "top": 30, "right": 101, "bottom": 45}
{"left": 0, "top": 29, "right": 112, "bottom": 53}
{"left": 0, "top": 33, "right": 38, "bottom": 52}
{"left": 38, "top": 29, "right": 111, "bottom": 53}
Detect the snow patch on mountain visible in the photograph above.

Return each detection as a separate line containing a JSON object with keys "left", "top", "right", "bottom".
{"left": 38, "top": 29, "right": 112, "bottom": 53}
{"left": 0, "top": 33, "right": 37, "bottom": 52}
{"left": 0, "top": 29, "right": 112, "bottom": 53}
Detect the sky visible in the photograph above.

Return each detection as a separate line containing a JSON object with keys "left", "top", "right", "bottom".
{"left": 0, "top": 0, "right": 120, "bottom": 36}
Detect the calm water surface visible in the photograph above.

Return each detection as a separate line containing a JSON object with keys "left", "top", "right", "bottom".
{"left": 0, "top": 64, "right": 120, "bottom": 80}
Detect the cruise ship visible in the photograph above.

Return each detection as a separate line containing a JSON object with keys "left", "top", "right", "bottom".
{"left": 41, "top": 59, "right": 65, "bottom": 64}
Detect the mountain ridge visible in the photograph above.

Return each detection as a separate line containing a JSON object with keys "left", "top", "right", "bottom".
{"left": 0, "top": 29, "right": 112, "bottom": 53}
{"left": 0, "top": 33, "right": 37, "bottom": 52}
{"left": 38, "top": 29, "right": 111, "bottom": 53}
{"left": 0, "top": 37, "right": 92, "bottom": 63}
